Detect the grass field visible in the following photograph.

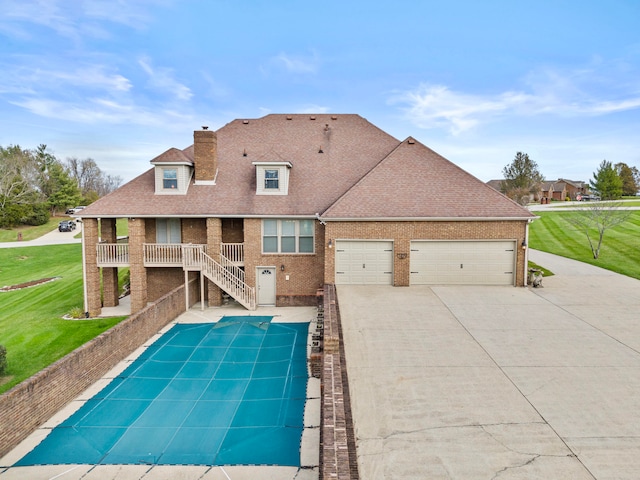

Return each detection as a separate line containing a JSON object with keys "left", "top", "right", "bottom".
{"left": 529, "top": 210, "right": 640, "bottom": 280}
{"left": 0, "top": 216, "right": 70, "bottom": 242}
{"left": 0, "top": 244, "right": 125, "bottom": 394}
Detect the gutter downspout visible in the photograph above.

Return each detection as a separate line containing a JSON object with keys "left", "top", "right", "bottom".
{"left": 524, "top": 219, "right": 532, "bottom": 287}
{"left": 80, "top": 218, "right": 89, "bottom": 317}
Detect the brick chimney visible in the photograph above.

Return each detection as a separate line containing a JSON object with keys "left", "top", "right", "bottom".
{"left": 194, "top": 127, "right": 217, "bottom": 183}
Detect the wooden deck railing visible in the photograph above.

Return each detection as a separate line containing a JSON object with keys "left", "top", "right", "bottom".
{"left": 143, "top": 243, "right": 184, "bottom": 266}
{"left": 96, "top": 242, "right": 254, "bottom": 309}
{"left": 97, "top": 243, "right": 243, "bottom": 268}
{"left": 183, "top": 245, "right": 255, "bottom": 310}
{"left": 96, "top": 243, "right": 129, "bottom": 266}
{"left": 221, "top": 243, "right": 244, "bottom": 265}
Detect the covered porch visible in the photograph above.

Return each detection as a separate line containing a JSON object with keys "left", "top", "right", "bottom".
{"left": 82, "top": 217, "right": 248, "bottom": 316}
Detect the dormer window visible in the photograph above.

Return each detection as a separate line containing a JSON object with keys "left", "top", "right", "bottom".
{"left": 150, "top": 147, "right": 193, "bottom": 195}
{"left": 163, "top": 169, "right": 178, "bottom": 189}
{"left": 253, "top": 161, "right": 292, "bottom": 195}
{"left": 264, "top": 169, "right": 279, "bottom": 189}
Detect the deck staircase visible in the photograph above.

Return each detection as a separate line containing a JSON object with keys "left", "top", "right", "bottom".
{"left": 183, "top": 245, "right": 256, "bottom": 310}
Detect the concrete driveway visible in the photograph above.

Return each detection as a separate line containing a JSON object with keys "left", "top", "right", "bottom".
{"left": 337, "top": 250, "right": 640, "bottom": 479}
{"left": 0, "top": 221, "right": 82, "bottom": 249}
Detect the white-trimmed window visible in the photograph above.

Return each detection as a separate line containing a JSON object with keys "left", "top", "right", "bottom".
{"left": 264, "top": 169, "right": 279, "bottom": 189}
{"left": 262, "top": 219, "right": 314, "bottom": 253}
{"left": 153, "top": 163, "right": 192, "bottom": 194}
{"left": 163, "top": 169, "right": 178, "bottom": 189}
{"left": 253, "top": 162, "right": 292, "bottom": 195}
{"left": 156, "top": 218, "right": 181, "bottom": 243}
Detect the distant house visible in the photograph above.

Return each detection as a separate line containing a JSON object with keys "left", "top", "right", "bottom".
{"left": 541, "top": 179, "right": 587, "bottom": 201}
{"left": 79, "top": 114, "right": 536, "bottom": 316}
{"left": 559, "top": 179, "right": 588, "bottom": 200}
{"left": 491, "top": 178, "right": 588, "bottom": 202}
{"left": 486, "top": 179, "right": 541, "bottom": 203}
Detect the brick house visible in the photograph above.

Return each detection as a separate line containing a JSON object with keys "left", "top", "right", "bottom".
{"left": 79, "top": 114, "right": 536, "bottom": 316}
{"left": 541, "top": 179, "right": 587, "bottom": 201}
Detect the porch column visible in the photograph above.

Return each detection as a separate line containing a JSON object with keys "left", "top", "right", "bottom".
{"left": 82, "top": 218, "right": 102, "bottom": 316}
{"left": 101, "top": 218, "right": 119, "bottom": 308}
{"left": 206, "top": 217, "right": 223, "bottom": 306}
{"left": 128, "top": 218, "right": 148, "bottom": 313}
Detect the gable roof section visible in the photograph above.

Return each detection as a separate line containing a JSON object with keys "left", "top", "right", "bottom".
{"left": 150, "top": 147, "right": 193, "bottom": 165}
{"left": 321, "top": 138, "right": 535, "bottom": 220}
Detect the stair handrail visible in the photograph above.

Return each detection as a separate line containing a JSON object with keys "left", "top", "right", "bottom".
{"left": 182, "top": 244, "right": 255, "bottom": 310}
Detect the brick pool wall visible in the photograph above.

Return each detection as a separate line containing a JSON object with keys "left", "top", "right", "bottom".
{"left": 322, "top": 283, "right": 359, "bottom": 479}
{"left": 0, "top": 278, "right": 199, "bottom": 459}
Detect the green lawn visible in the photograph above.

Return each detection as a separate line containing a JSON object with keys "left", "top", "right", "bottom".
{"left": 529, "top": 210, "right": 640, "bottom": 280}
{"left": 0, "top": 244, "right": 125, "bottom": 394}
{"left": 0, "top": 216, "right": 69, "bottom": 242}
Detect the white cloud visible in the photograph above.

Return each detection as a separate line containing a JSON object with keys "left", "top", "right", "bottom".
{"left": 0, "top": 0, "right": 166, "bottom": 41}
{"left": 12, "top": 96, "right": 193, "bottom": 127}
{"left": 392, "top": 64, "right": 640, "bottom": 135}
{"left": 0, "top": 61, "right": 131, "bottom": 97}
{"left": 390, "top": 84, "right": 529, "bottom": 134}
{"left": 272, "top": 52, "right": 320, "bottom": 74}
{"left": 138, "top": 57, "right": 193, "bottom": 101}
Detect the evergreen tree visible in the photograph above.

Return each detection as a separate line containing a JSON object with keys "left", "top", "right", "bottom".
{"left": 590, "top": 160, "right": 622, "bottom": 200}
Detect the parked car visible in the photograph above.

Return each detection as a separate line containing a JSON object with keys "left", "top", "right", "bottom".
{"left": 58, "top": 220, "right": 77, "bottom": 232}
{"left": 66, "top": 206, "right": 86, "bottom": 215}
{"left": 577, "top": 194, "right": 600, "bottom": 201}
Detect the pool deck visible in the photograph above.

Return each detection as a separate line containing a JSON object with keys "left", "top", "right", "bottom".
{"left": 0, "top": 304, "right": 320, "bottom": 480}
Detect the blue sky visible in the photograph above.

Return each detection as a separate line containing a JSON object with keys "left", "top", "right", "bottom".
{"left": 1, "top": 0, "right": 639, "bottom": 184}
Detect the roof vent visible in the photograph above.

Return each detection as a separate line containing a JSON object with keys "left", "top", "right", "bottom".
{"left": 202, "top": 126, "right": 208, "bottom": 130}
{"left": 286, "top": 116, "right": 292, "bottom": 120}
{"left": 309, "top": 116, "right": 316, "bottom": 120}
{"left": 407, "top": 138, "right": 416, "bottom": 144}
{"left": 331, "top": 115, "right": 338, "bottom": 120}
{"left": 243, "top": 120, "right": 249, "bottom": 124}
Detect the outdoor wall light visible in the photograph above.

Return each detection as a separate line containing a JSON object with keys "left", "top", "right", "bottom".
{"left": 521, "top": 241, "right": 527, "bottom": 250}
{"left": 328, "top": 239, "right": 333, "bottom": 248}
{"left": 281, "top": 264, "right": 285, "bottom": 272}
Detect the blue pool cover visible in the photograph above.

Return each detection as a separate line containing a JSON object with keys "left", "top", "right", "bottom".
{"left": 17, "top": 316, "right": 309, "bottom": 466}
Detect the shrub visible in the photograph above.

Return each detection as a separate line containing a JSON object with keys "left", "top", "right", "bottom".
{"left": 23, "top": 203, "right": 50, "bottom": 226}
{"left": 0, "top": 345, "right": 7, "bottom": 375}
{"left": 69, "top": 306, "right": 86, "bottom": 319}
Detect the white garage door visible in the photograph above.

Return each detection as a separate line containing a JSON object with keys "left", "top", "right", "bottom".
{"left": 410, "top": 241, "right": 516, "bottom": 285}
{"left": 335, "top": 241, "right": 394, "bottom": 285}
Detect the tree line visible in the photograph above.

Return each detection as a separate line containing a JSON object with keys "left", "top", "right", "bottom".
{"left": 501, "top": 153, "right": 639, "bottom": 205}
{"left": 0, "top": 144, "right": 122, "bottom": 228}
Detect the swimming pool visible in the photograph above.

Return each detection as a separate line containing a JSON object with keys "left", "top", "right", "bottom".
{"left": 16, "top": 316, "right": 309, "bottom": 466}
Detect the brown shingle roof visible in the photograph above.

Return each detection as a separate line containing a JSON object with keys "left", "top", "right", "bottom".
{"left": 322, "top": 138, "right": 534, "bottom": 219}
{"left": 80, "top": 114, "right": 533, "bottom": 220}
{"left": 150, "top": 147, "right": 193, "bottom": 164}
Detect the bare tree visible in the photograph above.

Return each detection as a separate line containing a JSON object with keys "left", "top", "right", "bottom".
{"left": 66, "top": 157, "right": 122, "bottom": 198}
{"left": 568, "top": 202, "right": 632, "bottom": 259}
{"left": 0, "top": 145, "right": 42, "bottom": 210}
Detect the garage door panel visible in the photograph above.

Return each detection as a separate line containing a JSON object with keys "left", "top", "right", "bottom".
{"left": 336, "top": 241, "right": 393, "bottom": 285}
{"left": 410, "top": 241, "right": 515, "bottom": 285}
